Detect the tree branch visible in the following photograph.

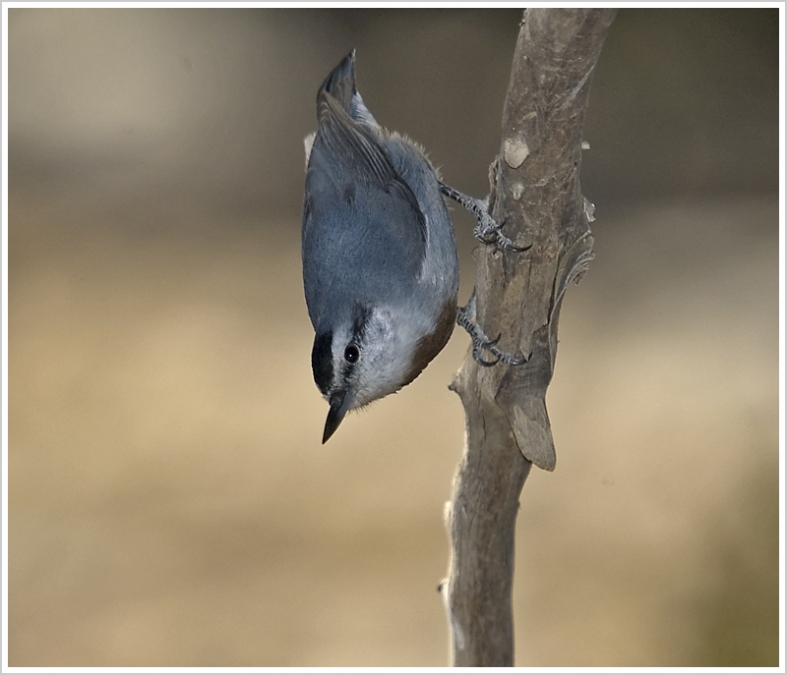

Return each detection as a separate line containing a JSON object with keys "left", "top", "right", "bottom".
{"left": 442, "top": 9, "right": 617, "bottom": 667}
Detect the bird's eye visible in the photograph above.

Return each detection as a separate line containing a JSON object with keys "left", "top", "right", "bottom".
{"left": 344, "top": 345, "right": 360, "bottom": 363}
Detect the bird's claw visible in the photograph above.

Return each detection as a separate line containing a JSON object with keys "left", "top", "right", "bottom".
{"left": 474, "top": 214, "right": 530, "bottom": 252}
{"left": 456, "top": 294, "right": 527, "bottom": 368}
{"left": 439, "top": 182, "right": 530, "bottom": 252}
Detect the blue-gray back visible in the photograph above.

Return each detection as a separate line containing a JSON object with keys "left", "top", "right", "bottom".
{"left": 302, "top": 53, "right": 428, "bottom": 332}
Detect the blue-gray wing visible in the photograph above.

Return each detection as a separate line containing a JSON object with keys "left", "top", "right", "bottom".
{"left": 302, "top": 76, "right": 427, "bottom": 330}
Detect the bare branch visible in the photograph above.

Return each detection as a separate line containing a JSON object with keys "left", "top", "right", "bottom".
{"left": 442, "top": 9, "right": 617, "bottom": 667}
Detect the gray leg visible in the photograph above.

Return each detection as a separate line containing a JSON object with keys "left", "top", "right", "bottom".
{"left": 439, "top": 183, "right": 529, "bottom": 252}
{"left": 456, "top": 291, "right": 527, "bottom": 367}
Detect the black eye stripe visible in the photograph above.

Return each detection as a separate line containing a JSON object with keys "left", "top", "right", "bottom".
{"left": 311, "top": 332, "right": 333, "bottom": 395}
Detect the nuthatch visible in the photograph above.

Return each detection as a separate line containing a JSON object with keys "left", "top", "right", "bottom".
{"left": 302, "top": 50, "right": 525, "bottom": 443}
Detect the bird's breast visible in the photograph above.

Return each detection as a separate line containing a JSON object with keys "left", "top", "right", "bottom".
{"left": 401, "top": 299, "right": 457, "bottom": 388}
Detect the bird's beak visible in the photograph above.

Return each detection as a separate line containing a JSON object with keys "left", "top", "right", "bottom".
{"left": 322, "top": 390, "right": 353, "bottom": 444}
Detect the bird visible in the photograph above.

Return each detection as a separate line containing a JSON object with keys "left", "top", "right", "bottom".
{"left": 301, "top": 50, "right": 524, "bottom": 443}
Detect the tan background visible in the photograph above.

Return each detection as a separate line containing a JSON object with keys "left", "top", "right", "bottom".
{"left": 7, "top": 8, "right": 780, "bottom": 667}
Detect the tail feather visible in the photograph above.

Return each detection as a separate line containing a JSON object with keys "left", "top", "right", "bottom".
{"left": 317, "top": 50, "right": 378, "bottom": 128}
{"left": 317, "top": 49, "right": 356, "bottom": 114}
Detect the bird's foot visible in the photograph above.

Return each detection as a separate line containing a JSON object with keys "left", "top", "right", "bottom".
{"left": 456, "top": 292, "right": 527, "bottom": 367}
{"left": 439, "top": 182, "right": 529, "bottom": 252}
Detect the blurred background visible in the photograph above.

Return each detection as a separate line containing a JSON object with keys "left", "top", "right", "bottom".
{"left": 6, "top": 7, "right": 780, "bottom": 667}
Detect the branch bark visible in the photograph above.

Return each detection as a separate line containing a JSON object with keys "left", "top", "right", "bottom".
{"left": 442, "top": 9, "right": 617, "bottom": 667}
